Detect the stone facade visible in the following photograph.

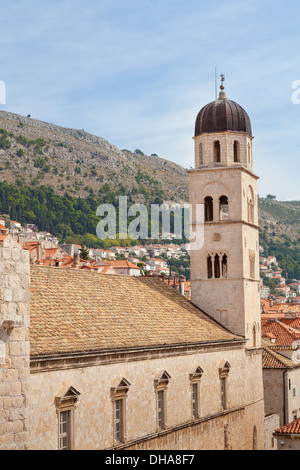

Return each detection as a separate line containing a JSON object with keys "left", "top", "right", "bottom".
{"left": 29, "top": 342, "right": 264, "bottom": 450}
{"left": 0, "top": 236, "right": 30, "bottom": 450}
{"left": 188, "top": 156, "right": 260, "bottom": 349}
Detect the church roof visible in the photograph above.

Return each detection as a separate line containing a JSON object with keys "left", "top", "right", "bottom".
{"left": 194, "top": 93, "right": 252, "bottom": 137}
{"left": 29, "top": 266, "right": 242, "bottom": 357}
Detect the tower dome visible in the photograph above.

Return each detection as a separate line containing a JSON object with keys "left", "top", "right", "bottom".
{"left": 195, "top": 88, "right": 252, "bottom": 138}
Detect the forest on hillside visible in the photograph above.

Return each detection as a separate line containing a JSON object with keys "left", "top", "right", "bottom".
{"left": 0, "top": 181, "right": 298, "bottom": 279}
{"left": 0, "top": 181, "right": 185, "bottom": 249}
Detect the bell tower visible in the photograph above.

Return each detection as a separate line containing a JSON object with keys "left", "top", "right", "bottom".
{"left": 188, "top": 78, "right": 260, "bottom": 348}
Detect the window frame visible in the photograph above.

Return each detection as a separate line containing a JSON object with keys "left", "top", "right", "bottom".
{"left": 59, "top": 409, "right": 72, "bottom": 451}
{"left": 189, "top": 366, "right": 203, "bottom": 420}
{"left": 219, "top": 362, "right": 231, "bottom": 411}
{"left": 154, "top": 371, "right": 171, "bottom": 431}
{"left": 111, "top": 378, "right": 131, "bottom": 445}
{"left": 55, "top": 385, "right": 80, "bottom": 451}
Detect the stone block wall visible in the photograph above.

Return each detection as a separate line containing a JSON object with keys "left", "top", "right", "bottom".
{"left": 0, "top": 236, "right": 30, "bottom": 450}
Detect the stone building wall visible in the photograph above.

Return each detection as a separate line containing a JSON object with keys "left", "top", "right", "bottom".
{"left": 264, "top": 414, "right": 279, "bottom": 450}
{"left": 263, "top": 366, "right": 300, "bottom": 427}
{"left": 29, "top": 343, "right": 264, "bottom": 450}
{"left": 0, "top": 236, "right": 30, "bottom": 450}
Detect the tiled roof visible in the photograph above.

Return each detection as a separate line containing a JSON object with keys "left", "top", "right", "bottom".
{"left": 262, "top": 344, "right": 294, "bottom": 368}
{"left": 29, "top": 266, "right": 241, "bottom": 357}
{"left": 261, "top": 319, "right": 300, "bottom": 345}
{"left": 107, "top": 260, "right": 140, "bottom": 269}
{"left": 275, "top": 417, "right": 300, "bottom": 435}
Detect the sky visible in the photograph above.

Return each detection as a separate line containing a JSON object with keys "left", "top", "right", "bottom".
{"left": 0, "top": 0, "right": 299, "bottom": 200}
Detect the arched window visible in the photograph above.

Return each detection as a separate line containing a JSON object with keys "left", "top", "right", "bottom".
{"left": 219, "top": 195, "right": 229, "bottom": 221}
{"left": 213, "top": 141, "right": 221, "bottom": 163}
{"left": 214, "top": 254, "right": 220, "bottom": 279}
{"left": 253, "top": 426, "right": 258, "bottom": 450}
{"left": 247, "top": 186, "right": 255, "bottom": 223}
{"left": 208, "top": 253, "right": 228, "bottom": 279}
{"left": 233, "top": 141, "right": 240, "bottom": 162}
{"left": 222, "top": 254, "right": 228, "bottom": 278}
{"left": 207, "top": 255, "right": 213, "bottom": 279}
{"left": 204, "top": 196, "right": 213, "bottom": 222}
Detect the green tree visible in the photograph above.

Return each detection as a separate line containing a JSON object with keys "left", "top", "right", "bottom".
{"left": 79, "top": 244, "right": 90, "bottom": 260}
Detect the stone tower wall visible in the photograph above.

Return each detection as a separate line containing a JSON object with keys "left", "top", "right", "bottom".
{"left": 0, "top": 236, "right": 30, "bottom": 450}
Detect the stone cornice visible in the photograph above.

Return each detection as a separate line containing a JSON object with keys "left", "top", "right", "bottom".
{"left": 187, "top": 165, "right": 259, "bottom": 180}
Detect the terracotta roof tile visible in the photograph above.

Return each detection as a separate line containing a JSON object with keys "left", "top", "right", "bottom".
{"left": 29, "top": 266, "right": 241, "bottom": 357}
{"left": 107, "top": 260, "right": 140, "bottom": 269}
{"left": 262, "top": 345, "right": 294, "bottom": 368}
{"left": 261, "top": 319, "right": 300, "bottom": 345}
{"left": 275, "top": 417, "right": 300, "bottom": 435}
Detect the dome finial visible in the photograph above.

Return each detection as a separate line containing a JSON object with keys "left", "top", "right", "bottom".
{"left": 219, "top": 74, "right": 226, "bottom": 99}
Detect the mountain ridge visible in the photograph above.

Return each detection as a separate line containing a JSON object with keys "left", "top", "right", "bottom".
{"left": 0, "top": 110, "right": 189, "bottom": 203}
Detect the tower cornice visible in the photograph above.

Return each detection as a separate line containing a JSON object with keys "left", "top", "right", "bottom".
{"left": 187, "top": 165, "right": 259, "bottom": 181}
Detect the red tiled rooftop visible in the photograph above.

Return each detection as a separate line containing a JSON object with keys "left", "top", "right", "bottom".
{"left": 275, "top": 417, "right": 300, "bottom": 435}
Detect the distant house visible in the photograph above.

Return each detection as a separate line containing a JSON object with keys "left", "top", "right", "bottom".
{"left": 266, "top": 256, "right": 278, "bottom": 268}
{"left": 262, "top": 339, "right": 300, "bottom": 428}
{"left": 289, "top": 283, "right": 300, "bottom": 294}
{"left": 148, "top": 258, "right": 168, "bottom": 271}
{"left": 260, "top": 284, "right": 270, "bottom": 299}
{"left": 106, "top": 260, "right": 141, "bottom": 276}
{"left": 8, "top": 220, "right": 21, "bottom": 231}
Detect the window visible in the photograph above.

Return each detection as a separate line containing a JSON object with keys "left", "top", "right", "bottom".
{"left": 219, "top": 195, "right": 229, "bottom": 221}
{"left": 189, "top": 367, "right": 203, "bottom": 419}
{"left": 233, "top": 140, "right": 240, "bottom": 162}
{"left": 204, "top": 196, "right": 213, "bottom": 222}
{"left": 253, "top": 426, "right": 258, "bottom": 450}
{"left": 114, "top": 399, "right": 124, "bottom": 443}
{"left": 55, "top": 385, "right": 80, "bottom": 451}
{"left": 111, "top": 377, "right": 131, "bottom": 444}
{"left": 154, "top": 371, "right": 171, "bottom": 430}
{"left": 214, "top": 141, "right": 221, "bottom": 162}
{"left": 207, "top": 253, "right": 228, "bottom": 279}
{"left": 293, "top": 387, "right": 296, "bottom": 398}
{"left": 192, "top": 384, "right": 199, "bottom": 418}
{"left": 214, "top": 254, "right": 220, "bottom": 279}
{"left": 219, "top": 362, "right": 231, "bottom": 410}
{"left": 207, "top": 255, "right": 213, "bottom": 279}
{"left": 220, "top": 377, "right": 227, "bottom": 409}
{"left": 59, "top": 410, "right": 71, "bottom": 450}
{"left": 222, "top": 254, "right": 228, "bottom": 278}
{"left": 157, "top": 390, "right": 165, "bottom": 429}
{"left": 247, "top": 186, "right": 255, "bottom": 224}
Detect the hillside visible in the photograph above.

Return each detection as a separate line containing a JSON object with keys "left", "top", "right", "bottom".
{"left": 0, "top": 110, "right": 188, "bottom": 203}
{"left": 258, "top": 198, "right": 300, "bottom": 244}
